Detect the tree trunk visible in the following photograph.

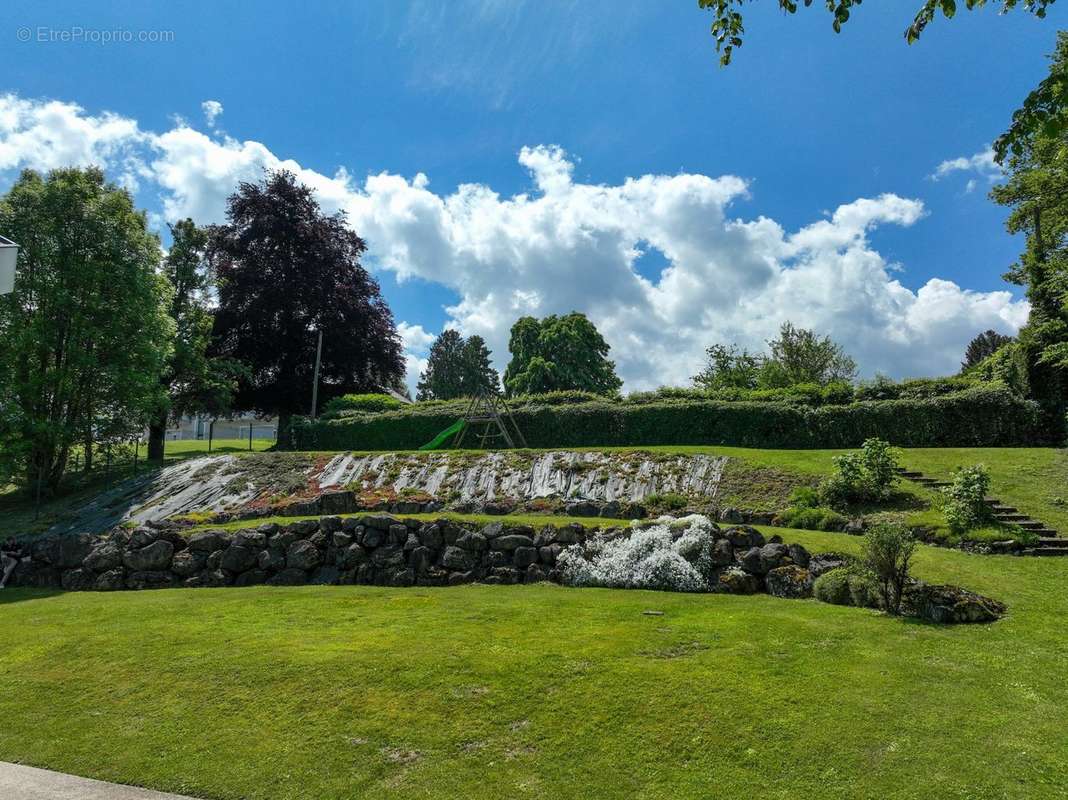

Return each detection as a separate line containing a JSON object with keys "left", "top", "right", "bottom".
{"left": 277, "top": 412, "right": 293, "bottom": 450}
{"left": 147, "top": 412, "right": 167, "bottom": 461}
{"left": 83, "top": 433, "right": 93, "bottom": 473}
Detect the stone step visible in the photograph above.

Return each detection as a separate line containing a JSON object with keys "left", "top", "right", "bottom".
{"left": 1020, "top": 547, "right": 1068, "bottom": 557}
{"left": 993, "top": 513, "right": 1029, "bottom": 523}
{"left": 899, "top": 471, "right": 923, "bottom": 478}
{"left": 1030, "top": 530, "right": 1061, "bottom": 539}
{"left": 989, "top": 505, "right": 1018, "bottom": 514}
{"left": 1018, "top": 520, "right": 1048, "bottom": 530}
{"left": 1036, "top": 537, "right": 1067, "bottom": 546}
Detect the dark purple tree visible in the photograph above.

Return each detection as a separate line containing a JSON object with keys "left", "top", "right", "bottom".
{"left": 208, "top": 170, "right": 405, "bottom": 440}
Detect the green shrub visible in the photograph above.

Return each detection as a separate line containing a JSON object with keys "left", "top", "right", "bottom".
{"left": 854, "top": 375, "right": 983, "bottom": 402}
{"left": 645, "top": 492, "right": 689, "bottom": 511}
{"left": 847, "top": 571, "right": 882, "bottom": 609}
{"left": 862, "top": 522, "right": 917, "bottom": 615}
{"left": 776, "top": 506, "right": 847, "bottom": 531}
{"left": 813, "top": 568, "right": 852, "bottom": 605}
{"left": 942, "top": 464, "right": 993, "bottom": 534}
{"left": 788, "top": 486, "right": 821, "bottom": 509}
{"left": 820, "top": 438, "right": 900, "bottom": 506}
{"left": 321, "top": 393, "right": 405, "bottom": 418}
{"left": 813, "top": 565, "right": 881, "bottom": 608}
{"left": 286, "top": 386, "right": 1048, "bottom": 451}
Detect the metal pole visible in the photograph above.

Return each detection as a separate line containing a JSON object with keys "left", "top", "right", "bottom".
{"left": 249, "top": 422, "right": 253, "bottom": 451}
{"left": 311, "top": 328, "right": 324, "bottom": 418}
{"left": 208, "top": 419, "right": 215, "bottom": 453}
{"left": 132, "top": 438, "right": 138, "bottom": 475}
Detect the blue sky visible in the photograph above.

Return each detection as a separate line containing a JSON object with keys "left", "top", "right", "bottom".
{"left": 1, "top": 1, "right": 1062, "bottom": 391}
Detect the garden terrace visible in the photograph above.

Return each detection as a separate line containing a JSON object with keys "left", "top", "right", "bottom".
{"left": 0, "top": 525, "right": 1063, "bottom": 799}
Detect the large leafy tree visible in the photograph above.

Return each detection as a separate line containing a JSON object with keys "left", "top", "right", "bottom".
{"left": 147, "top": 219, "right": 243, "bottom": 460}
{"left": 417, "top": 330, "right": 465, "bottom": 400}
{"left": 701, "top": 0, "right": 1055, "bottom": 66}
{"left": 760, "top": 322, "right": 857, "bottom": 387}
{"left": 990, "top": 38, "right": 1068, "bottom": 431}
{"left": 417, "top": 330, "right": 501, "bottom": 400}
{"left": 503, "top": 313, "right": 622, "bottom": 396}
{"left": 461, "top": 335, "right": 500, "bottom": 396}
{"left": 0, "top": 167, "right": 173, "bottom": 491}
{"left": 693, "top": 343, "right": 764, "bottom": 389}
{"left": 207, "top": 170, "right": 405, "bottom": 440}
{"left": 962, "top": 329, "right": 1015, "bottom": 370}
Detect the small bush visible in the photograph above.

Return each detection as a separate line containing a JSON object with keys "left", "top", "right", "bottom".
{"left": 820, "top": 437, "right": 900, "bottom": 507}
{"left": 644, "top": 492, "right": 689, "bottom": 511}
{"left": 788, "top": 486, "right": 821, "bottom": 509}
{"left": 322, "top": 393, "right": 405, "bottom": 418}
{"left": 813, "top": 565, "right": 881, "bottom": 608}
{"left": 557, "top": 516, "right": 720, "bottom": 592}
{"left": 942, "top": 464, "right": 993, "bottom": 534}
{"left": 847, "top": 572, "right": 881, "bottom": 609}
{"left": 813, "top": 568, "right": 851, "bottom": 605}
{"left": 776, "top": 505, "right": 847, "bottom": 531}
{"left": 862, "top": 522, "right": 916, "bottom": 615}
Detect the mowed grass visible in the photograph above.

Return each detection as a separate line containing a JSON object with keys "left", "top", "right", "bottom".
{"left": 1, "top": 528, "right": 1066, "bottom": 800}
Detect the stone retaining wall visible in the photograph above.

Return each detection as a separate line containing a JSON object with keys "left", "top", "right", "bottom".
{"left": 12, "top": 516, "right": 824, "bottom": 596}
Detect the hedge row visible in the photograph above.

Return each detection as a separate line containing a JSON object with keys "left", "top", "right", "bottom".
{"left": 289, "top": 386, "right": 1049, "bottom": 451}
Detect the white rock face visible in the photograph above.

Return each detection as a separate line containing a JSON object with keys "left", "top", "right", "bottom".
{"left": 42, "top": 450, "right": 728, "bottom": 535}
{"left": 316, "top": 451, "right": 728, "bottom": 504}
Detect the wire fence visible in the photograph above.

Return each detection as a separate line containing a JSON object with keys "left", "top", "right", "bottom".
{"left": 25, "top": 426, "right": 278, "bottom": 520}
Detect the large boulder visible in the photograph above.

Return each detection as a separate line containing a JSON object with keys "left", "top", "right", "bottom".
{"left": 725, "top": 526, "right": 765, "bottom": 549}
{"left": 37, "top": 533, "right": 94, "bottom": 569}
{"left": 787, "top": 544, "right": 811, "bottom": 569}
{"left": 492, "top": 534, "right": 534, "bottom": 552}
{"left": 716, "top": 567, "right": 762, "bottom": 594}
{"left": 456, "top": 531, "right": 487, "bottom": 552}
{"left": 83, "top": 543, "right": 124, "bottom": 573}
{"left": 220, "top": 545, "right": 258, "bottom": 574}
{"left": 61, "top": 568, "right": 97, "bottom": 591}
{"left": 513, "top": 547, "right": 538, "bottom": 569}
{"left": 906, "top": 583, "right": 1006, "bottom": 624}
{"left": 758, "top": 543, "right": 790, "bottom": 573}
{"left": 765, "top": 565, "right": 814, "bottom": 599}
{"left": 442, "top": 546, "right": 476, "bottom": 571}
{"left": 709, "top": 538, "right": 734, "bottom": 567}
{"left": 807, "top": 552, "right": 852, "bottom": 578}
{"left": 94, "top": 568, "right": 125, "bottom": 591}
{"left": 286, "top": 540, "right": 321, "bottom": 571}
{"left": 187, "top": 530, "right": 230, "bottom": 554}
{"left": 171, "top": 550, "right": 207, "bottom": 578}
{"left": 123, "top": 540, "right": 174, "bottom": 573}
{"left": 232, "top": 530, "right": 267, "bottom": 550}
{"left": 257, "top": 548, "right": 286, "bottom": 572}
{"left": 336, "top": 544, "right": 368, "bottom": 570}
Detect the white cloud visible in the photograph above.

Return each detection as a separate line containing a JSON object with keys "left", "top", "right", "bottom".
{"left": 201, "top": 100, "right": 223, "bottom": 128}
{"left": 396, "top": 322, "right": 436, "bottom": 396}
{"left": 931, "top": 146, "right": 1001, "bottom": 189}
{"left": 0, "top": 94, "right": 1029, "bottom": 390}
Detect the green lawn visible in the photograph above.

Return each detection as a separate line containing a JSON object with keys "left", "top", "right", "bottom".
{"left": 1, "top": 527, "right": 1066, "bottom": 800}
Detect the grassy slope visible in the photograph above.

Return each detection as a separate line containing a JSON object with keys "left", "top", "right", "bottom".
{"left": 0, "top": 440, "right": 275, "bottom": 538}
{"left": 1, "top": 528, "right": 1066, "bottom": 800}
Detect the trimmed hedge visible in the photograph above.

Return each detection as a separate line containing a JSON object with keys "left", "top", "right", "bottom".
{"left": 288, "top": 385, "right": 1048, "bottom": 451}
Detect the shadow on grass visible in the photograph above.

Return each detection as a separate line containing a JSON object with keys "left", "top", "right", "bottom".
{"left": 0, "top": 588, "right": 64, "bottom": 605}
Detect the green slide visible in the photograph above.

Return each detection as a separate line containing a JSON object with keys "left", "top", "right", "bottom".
{"left": 418, "top": 419, "right": 465, "bottom": 451}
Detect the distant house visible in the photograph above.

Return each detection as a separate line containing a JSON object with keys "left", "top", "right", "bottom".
{"left": 164, "top": 412, "right": 278, "bottom": 442}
